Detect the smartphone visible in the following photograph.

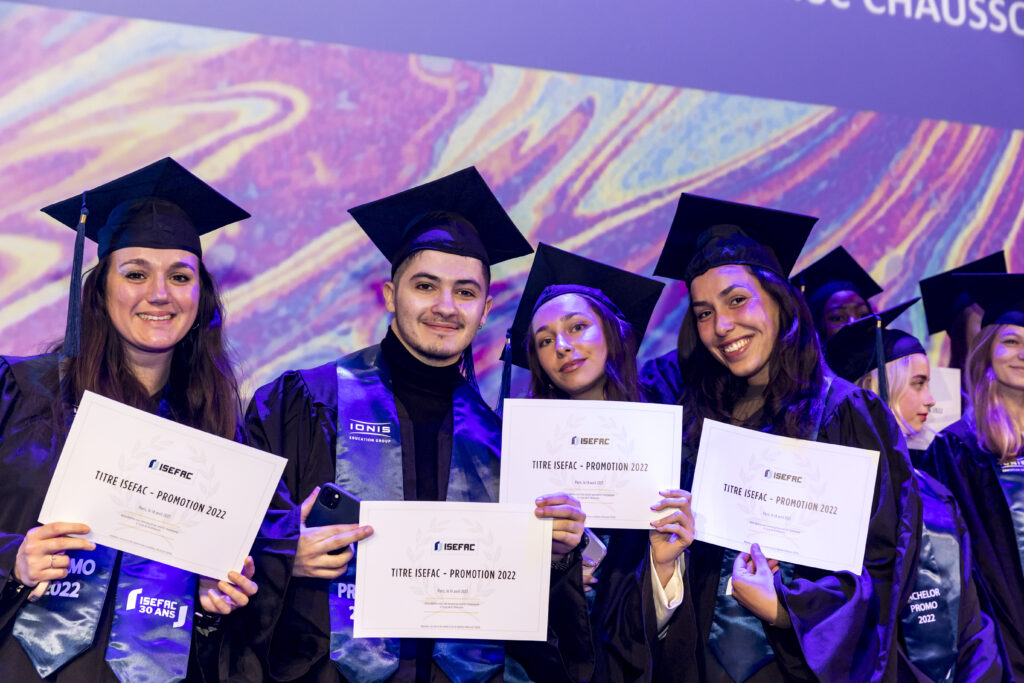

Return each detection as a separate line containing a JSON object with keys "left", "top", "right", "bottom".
{"left": 306, "top": 483, "right": 361, "bottom": 554}
{"left": 581, "top": 528, "right": 607, "bottom": 567}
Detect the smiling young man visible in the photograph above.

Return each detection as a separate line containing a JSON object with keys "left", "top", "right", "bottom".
{"left": 239, "top": 168, "right": 592, "bottom": 683}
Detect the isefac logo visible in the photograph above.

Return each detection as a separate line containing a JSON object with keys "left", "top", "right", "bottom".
{"left": 433, "top": 541, "right": 476, "bottom": 552}
{"left": 148, "top": 460, "right": 193, "bottom": 480}
{"left": 126, "top": 588, "right": 189, "bottom": 628}
{"left": 763, "top": 468, "right": 803, "bottom": 484}
{"left": 570, "top": 436, "right": 611, "bottom": 446}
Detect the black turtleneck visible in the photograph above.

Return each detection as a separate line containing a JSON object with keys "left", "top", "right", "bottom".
{"left": 380, "top": 328, "right": 465, "bottom": 680}
{"left": 380, "top": 327, "right": 462, "bottom": 501}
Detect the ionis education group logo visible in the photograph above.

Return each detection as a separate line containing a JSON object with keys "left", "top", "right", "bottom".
{"left": 347, "top": 419, "right": 395, "bottom": 444}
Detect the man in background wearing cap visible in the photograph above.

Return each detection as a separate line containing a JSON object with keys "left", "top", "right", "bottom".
{"left": 239, "top": 168, "right": 591, "bottom": 683}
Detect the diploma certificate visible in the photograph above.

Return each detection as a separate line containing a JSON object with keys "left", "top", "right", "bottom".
{"left": 691, "top": 419, "right": 879, "bottom": 574}
{"left": 353, "top": 502, "right": 551, "bottom": 641}
{"left": 38, "top": 391, "right": 286, "bottom": 580}
{"left": 499, "top": 399, "right": 682, "bottom": 529}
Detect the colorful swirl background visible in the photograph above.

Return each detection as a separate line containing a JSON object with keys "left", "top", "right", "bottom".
{"left": 0, "top": 2, "right": 1021, "bottom": 402}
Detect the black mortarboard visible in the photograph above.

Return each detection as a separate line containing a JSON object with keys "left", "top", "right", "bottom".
{"left": 919, "top": 252, "right": 1007, "bottom": 335}
{"left": 653, "top": 193, "right": 818, "bottom": 285}
{"left": 504, "top": 243, "right": 665, "bottom": 369}
{"left": 496, "top": 243, "right": 664, "bottom": 413}
{"left": 348, "top": 167, "right": 532, "bottom": 275}
{"left": 41, "top": 157, "right": 250, "bottom": 259}
{"left": 950, "top": 273, "right": 1024, "bottom": 328}
{"left": 40, "top": 157, "right": 250, "bottom": 360}
{"left": 824, "top": 298, "right": 923, "bottom": 402}
{"left": 790, "top": 246, "right": 882, "bottom": 324}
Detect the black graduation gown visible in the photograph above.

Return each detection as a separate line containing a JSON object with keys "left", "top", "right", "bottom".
{"left": 638, "top": 353, "right": 921, "bottom": 682}
{"left": 235, "top": 356, "right": 593, "bottom": 683}
{"left": 587, "top": 528, "right": 698, "bottom": 683}
{"left": 897, "top": 470, "right": 1003, "bottom": 682}
{"left": 0, "top": 354, "right": 224, "bottom": 682}
{"left": 920, "top": 419, "right": 1024, "bottom": 680}
{"left": 638, "top": 350, "right": 681, "bottom": 407}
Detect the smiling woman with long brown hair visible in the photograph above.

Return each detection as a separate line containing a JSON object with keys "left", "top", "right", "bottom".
{"left": 645, "top": 193, "right": 920, "bottom": 682}
{"left": 0, "top": 158, "right": 258, "bottom": 683}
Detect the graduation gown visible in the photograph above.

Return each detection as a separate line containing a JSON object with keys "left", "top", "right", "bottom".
{"left": 236, "top": 347, "right": 592, "bottom": 683}
{"left": 920, "top": 419, "right": 1024, "bottom": 679}
{"left": 638, "top": 353, "right": 921, "bottom": 681}
{"left": 0, "top": 354, "right": 224, "bottom": 682}
{"left": 587, "top": 529, "right": 698, "bottom": 683}
{"left": 897, "top": 470, "right": 1002, "bottom": 682}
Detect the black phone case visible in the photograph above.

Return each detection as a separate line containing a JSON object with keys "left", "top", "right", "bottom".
{"left": 306, "top": 483, "right": 361, "bottom": 528}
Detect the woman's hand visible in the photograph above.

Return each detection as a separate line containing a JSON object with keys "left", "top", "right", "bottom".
{"left": 535, "top": 493, "right": 586, "bottom": 560}
{"left": 730, "top": 543, "right": 790, "bottom": 627}
{"left": 15, "top": 522, "right": 95, "bottom": 587}
{"left": 293, "top": 487, "right": 373, "bottom": 579}
{"left": 198, "top": 556, "right": 258, "bottom": 615}
{"left": 649, "top": 489, "right": 695, "bottom": 587}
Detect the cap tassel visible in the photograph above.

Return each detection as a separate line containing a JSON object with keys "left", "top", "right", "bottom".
{"left": 874, "top": 316, "right": 889, "bottom": 404}
{"left": 61, "top": 194, "right": 88, "bottom": 361}
{"left": 460, "top": 343, "right": 479, "bottom": 390}
{"left": 496, "top": 328, "right": 513, "bottom": 417}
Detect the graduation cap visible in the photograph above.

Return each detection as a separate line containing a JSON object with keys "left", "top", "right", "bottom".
{"left": 823, "top": 298, "right": 922, "bottom": 403}
{"left": 40, "top": 157, "right": 251, "bottom": 360}
{"left": 919, "top": 251, "right": 1007, "bottom": 335}
{"left": 496, "top": 243, "right": 664, "bottom": 412}
{"left": 949, "top": 273, "right": 1024, "bottom": 328}
{"left": 653, "top": 193, "right": 818, "bottom": 285}
{"left": 348, "top": 167, "right": 533, "bottom": 275}
{"left": 790, "top": 246, "right": 882, "bottom": 324}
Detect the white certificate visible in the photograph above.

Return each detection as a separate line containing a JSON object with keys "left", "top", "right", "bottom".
{"left": 691, "top": 419, "right": 879, "bottom": 574}
{"left": 353, "top": 502, "right": 552, "bottom": 641}
{"left": 499, "top": 399, "right": 682, "bottom": 530}
{"left": 38, "top": 391, "right": 286, "bottom": 580}
{"left": 906, "top": 366, "right": 961, "bottom": 452}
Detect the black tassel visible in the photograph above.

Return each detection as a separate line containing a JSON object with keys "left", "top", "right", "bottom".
{"left": 496, "top": 328, "right": 513, "bottom": 417}
{"left": 61, "top": 193, "right": 88, "bottom": 361}
{"left": 460, "top": 343, "right": 478, "bottom": 390}
{"left": 874, "top": 316, "right": 889, "bottom": 404}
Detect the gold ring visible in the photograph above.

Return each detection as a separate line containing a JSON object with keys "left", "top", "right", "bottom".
{"left": 49, "top": 555, "right": 55, "bottom": 569}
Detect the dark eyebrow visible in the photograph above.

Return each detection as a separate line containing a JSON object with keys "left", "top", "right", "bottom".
{"left": 409, "top": 272, "right": 483, "bottom": 290}
{"left": 691, "top": 284, "right": 744, "bottom": 309}
{"left": 453, "top": 279, "right": 484, "bottom": 290}
{"left": 119, "top": 258, "right": 196, "bottom": 271}
{"left": 911, "top": 375, "right": 928, "bottom": 382}
{"left": 534, "top": 312, "right": 589, "bottom": 336}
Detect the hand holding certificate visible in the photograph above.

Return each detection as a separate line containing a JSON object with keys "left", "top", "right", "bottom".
{"left": 353, "top": 502, "right": 552, "bottom": 641}
{"left": 500, "top": 399, "right": 683, "bottom": 529}
{"left": 691, "top": 419, "right": 879, "bottom": 574}
{"left": 37, "top": 391, "right": 287, "bottom": 580}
